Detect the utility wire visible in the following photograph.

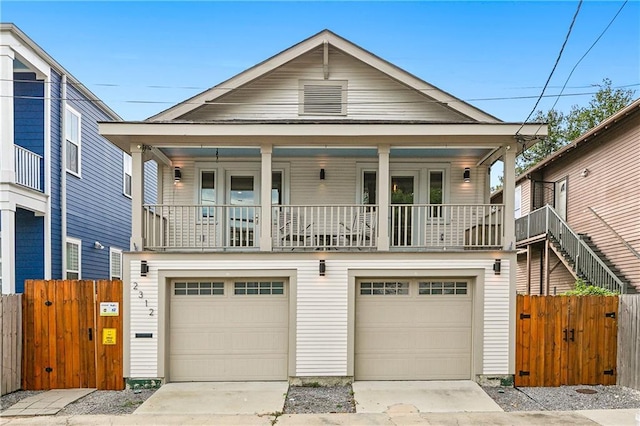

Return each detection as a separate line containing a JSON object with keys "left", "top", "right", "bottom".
{"left": 534, "top": 0, "right": 629, "bottom": 136}
{"left": 516, "top": 0, "right": 583, "bottom": 136}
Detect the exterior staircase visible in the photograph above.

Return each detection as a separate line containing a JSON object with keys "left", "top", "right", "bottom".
{"left": 516, "top": 205, "right": 634, "bottom": 294}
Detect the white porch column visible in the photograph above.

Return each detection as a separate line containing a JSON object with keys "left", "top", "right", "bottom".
{"left": 377, "top": 145, "right": 390, "bottom": 251}
{"left": 0, "top": 47, "right": 15, "bottom": 184}
{"left": 1, "top": 206, "right": 16, "bottom": 294}
{"left": 260, "top": 144, "right": 273, "bottom": 251}
{"left": 502, "top": 144, "right": 517, "bottom": 250}
{"left": 130, "top": 144, "right": 145, "bottom": 251}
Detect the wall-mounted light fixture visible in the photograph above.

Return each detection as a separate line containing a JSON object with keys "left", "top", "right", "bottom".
{"left": 319, "top": 259, "right": 326, "bottom": 276}
{"left": 320, "top": 168, "right": 326, "bottom": 180}
{"left": 463, "top": 167, "right": 471, "bottom": 183}
{"left": 93, "top": 241, "right": 104, "bottom": 250}
{"left": 140, "top": 260, "right": 149, "bottom": 277}
{"left": 174, "top": 167, "right": 182, "bottom": 184}
{"left": 581, "top": 168, "right": 589, "bottom": 178}
{"left": 493, "top": 259, "right": 501, "bottom": 275}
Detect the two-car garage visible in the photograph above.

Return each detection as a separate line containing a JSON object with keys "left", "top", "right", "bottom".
{"left": 166, "top": 276, "right": 474, "bottom": 382}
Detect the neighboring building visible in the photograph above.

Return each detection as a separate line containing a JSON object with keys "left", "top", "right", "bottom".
{"left": 493, "top": 99, "right": 639, "bottom": 295}
{"left": 100, "top": 30, "right": 546, "bottom": 384}
{"left": 0, "top": 23, "right": 156, "bottom": 294}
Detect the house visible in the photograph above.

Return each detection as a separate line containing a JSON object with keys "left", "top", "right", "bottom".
{"left": 493, "top": 99, "right": 639, "bottom": 296}
{"left": 0, "top": 23, "right": 156, "bottom": 294}
{"left": 99, "top": 30, "right": 546, "bottom": 384}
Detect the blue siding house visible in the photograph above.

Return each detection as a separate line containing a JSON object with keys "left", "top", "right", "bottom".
{"left": 1, "top": 24, "right": 156, "bottom": 293}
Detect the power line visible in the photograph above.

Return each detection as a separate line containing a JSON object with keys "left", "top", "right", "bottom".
{"left": 516, "top": 0, "right": 584, "bottom": 136}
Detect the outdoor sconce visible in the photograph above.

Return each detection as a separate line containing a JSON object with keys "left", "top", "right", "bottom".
{"left": 581, "top": 168, "right": 589, "bottom": 177}
{"left": 320, "top": 168, "right": 326, "bottom": 180}
{"left": 319, "top": 259, "right": 326, "bottom": 276}
{"left": 493, "top": 259, "right": 501, "bottom": 275}
{"left": 140, "top": 260, "right": 149, "bottom": 277}
{"left": 463, "top": 168, "right": 471, "bottom": 183}
{"left": 93, "top": 241, "right": 104, "bottom": 250}
{"left": 174, "top": 167, "right": 182, "bottom": 184}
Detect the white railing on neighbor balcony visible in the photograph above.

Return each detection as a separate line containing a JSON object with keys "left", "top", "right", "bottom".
{"left": 515, "top": 205, "right": 628, "bottom": 293}
{"left": 272, "top": 205, "right": 378, "bottom": 250}
{"left": 14, "top": 145, "right": 42, "bottom": 191}
{"left": 390, "top": 204, "right": 504, "bottom": 249}
{"left": 143, "top": 204, "right": 258, "bottom": 250}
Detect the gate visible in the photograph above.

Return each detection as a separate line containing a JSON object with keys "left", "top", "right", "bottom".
{"left": 22, "top": 279, "right": 123, "bottom": 390}
{"left": 515, "top": 295, "right": 618, "bottom": 387}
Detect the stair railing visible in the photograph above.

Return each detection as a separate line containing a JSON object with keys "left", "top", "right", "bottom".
{"left": 517, "top": 205, "right": 628, "bottom": 294}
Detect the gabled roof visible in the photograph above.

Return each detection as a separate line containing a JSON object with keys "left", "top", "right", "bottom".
{"left": 0, "top": 23, "right": 122, "bottom": 121}
{"left": 148, "top": 29, "right": 500, "bottom": 123}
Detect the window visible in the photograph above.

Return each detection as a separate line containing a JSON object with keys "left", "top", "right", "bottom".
{"left": 123, "top": 153, "right": 132, "bottom": 197}
{"left": 110, "top": 248, "right": 122, "bottom": 279}
{"left": 419, "top": 281, "right": 467, "bottom": 295}
{"left": 428, "top": 170, "right": 444, "bottom": 218}
{"left": 66, "top": 238, "right": 81, "bottom": 279}
{"left": 272, "top": 171, "right": 283, "bottom": 205}
{"left": 515, "top": 185, "right": 522, "bottom": 219}
{"left": 174, "top": 282, "right": 224, "bottom": 296}
{"left": 362, "top": 171, "right": 377, "bottom": 205}
{"left": 360, "top": 281, "right": 409, "bottom": 295}
{"left": 234, "top": 281, "right": 284, "bottom": 295}
{"left": 65, "top": 105, "right": 81, "bottom": 175}
{"left": 200, "top": 170, "right": 216, "bottom": 217}
{"left": 299, "top": 80, "right": 347, "bottom": 115}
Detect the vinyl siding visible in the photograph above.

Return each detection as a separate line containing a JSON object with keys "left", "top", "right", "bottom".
{"left": 50, "top": 71, "right": 62, "bottom": 278}
{"left": 516, "top": 245, "right": 575, "bottom": 295}
{"left": 15, "top": 208, "right": 44, "bottom": 293}
{"left": 126, "top": 255, "right": 511, "bottom": 378}
{"left": 533, "top": 115, "right": 640, "bottom": 290}
{"left": 163, "top": 157, "right": 488, "bottom": 206}
{"left": 180, "top": 45, "right": 471, "bottom": 122}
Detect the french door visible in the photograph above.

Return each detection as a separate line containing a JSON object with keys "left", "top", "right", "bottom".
{"left": 226, "top": 172, "right": 260, "bottom": 247}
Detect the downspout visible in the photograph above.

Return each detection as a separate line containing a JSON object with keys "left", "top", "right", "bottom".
{"left": 60, "top": 74, "right": 67, "bottom": 279}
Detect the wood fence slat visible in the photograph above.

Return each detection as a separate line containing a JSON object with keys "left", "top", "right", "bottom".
{"left": 71, "top": 280, "right": 82, "bottom": 388}
{"left": 1, "top": 294, "right": 22, "bottom": 395}
{"left": 47, "top": 278, "right": 58, "bottom": 388}
{"left": 63, "top": 280, "right": 75, "bottom": 388}
{"left": 559, "top": 296, "right": 569, "bottom": 385}
{"left": 55, "top": 280, "right": 66, "bottom": 389}
{"left": 618, "top": 294, "right": 640, "bottom": 390}
{"left": 22, "top": 282, "right": 33, "bottom": 389}
{"left": 96, "top": 279, "right": 124, "bottom": 390}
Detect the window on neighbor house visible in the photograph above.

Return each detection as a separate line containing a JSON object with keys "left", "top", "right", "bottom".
{"left": 65, "top": 105, "right": 81, "bottom": 175}
{"left": 110, "top": 248, "right": 122, "bottom": 280}
{"left": 299, "top": 80, "right": 347, "bottom": 115}
{"left": 66, "top": 238, "right": 81, "bottom": 279}
{"left": 123, "top": 153, "right": 132, "bottom": 197}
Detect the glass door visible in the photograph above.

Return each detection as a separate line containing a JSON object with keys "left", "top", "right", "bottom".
{"left": 227, "top": 172, "right": 260, "bottom": 247}
{"left": 391, "top": 174, "right": 416, "bottom": 246}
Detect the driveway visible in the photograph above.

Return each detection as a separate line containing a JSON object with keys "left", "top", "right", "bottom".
{"left": 352, "top": 380, "right": 503, "bottom": 413}
{"left": 133, "top": 382, "right": 289, "bottom": 415}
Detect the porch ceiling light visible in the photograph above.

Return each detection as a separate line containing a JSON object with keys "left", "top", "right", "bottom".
{"left": 174, "top": 167, "right": 182, "bottom": 184}
{"left": 463, "top": 168, "right": 471, "bottom": 183}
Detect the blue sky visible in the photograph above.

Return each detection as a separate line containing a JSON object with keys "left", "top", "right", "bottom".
{"left": 3, "top": 1, "right": 638, "bottom": 123}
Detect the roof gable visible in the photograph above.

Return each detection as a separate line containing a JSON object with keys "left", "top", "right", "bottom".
{"left": 148, "top": 30, "right": 500, "bottom": 123}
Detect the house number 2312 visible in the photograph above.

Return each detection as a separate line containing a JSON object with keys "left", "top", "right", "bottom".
{"left": 132, "top": 282, "right": 154, "bottom": 316}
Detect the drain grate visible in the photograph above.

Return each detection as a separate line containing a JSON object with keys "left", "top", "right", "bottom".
{"left": 576, "top": 388, "right": 598, "bottom": 394}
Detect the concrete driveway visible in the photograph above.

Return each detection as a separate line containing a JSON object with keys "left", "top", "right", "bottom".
{"left": 352, "top": 380, "right": 503, "bottom": 413}
{"left": 133, "top": 382, "right": 288, "bottom": 415}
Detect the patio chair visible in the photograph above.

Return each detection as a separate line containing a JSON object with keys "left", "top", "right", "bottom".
{"left": 340, "top": 209, "right": 377, "bottom": 248}
{"left": 276, "top": 211, "right": 313, "bottom": 249}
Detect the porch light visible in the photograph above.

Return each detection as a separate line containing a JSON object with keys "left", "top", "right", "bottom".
{"left": 463, "top": 168, "right": 471, "bottom": 183}
{"left": 174, "top": 167, "right": 182, "bottom": 184}
{"left": 319, "top": 260, "right": 326, "bottom": 276}
{"left": 320, "top": 168, "right": 326, "bottom": 180}
{"left": 140, "top": 260, "right": 149, "bottom": 277}
{"left": 493, "top": 259, "right": 501, "bottom": 275}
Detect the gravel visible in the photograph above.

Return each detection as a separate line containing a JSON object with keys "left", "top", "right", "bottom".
{"left": 483, "top": 385, "right": 640, "bottom": 412}
{"left": 284, "top": 385, "right": 355, "bottom": 414}
{"left": 1, "top": 390, "right": 44, "bottom": 411}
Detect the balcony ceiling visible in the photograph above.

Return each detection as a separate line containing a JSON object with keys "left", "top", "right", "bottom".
{"left": 159, "top": 147, "right": 492, "bottom": 159}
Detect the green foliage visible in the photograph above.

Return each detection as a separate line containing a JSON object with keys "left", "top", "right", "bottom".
{"left": 516, "top": 79, "right": 635, "bottom": 175}
{"left": 561, "top": 279, "right": 618, "bottom": 296}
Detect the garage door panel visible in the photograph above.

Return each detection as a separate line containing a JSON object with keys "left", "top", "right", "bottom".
{"left": 355, "top": 279, "right": 472, "bottom": 380}
{"left": 170, "top": 280, "right": 288, "bottom": 381}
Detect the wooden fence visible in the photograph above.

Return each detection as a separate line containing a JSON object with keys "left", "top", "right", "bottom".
{"left": 22, "top": 280, "right": 123, "bottom": 390}
{"left": 618, "top": 294, "right": 640, "bottom": 390}
{"left": 1, "top": 294, "right": 22, "bottom": 395}
{"left": 515, "top": 295, "right": 618, "bottom": 387}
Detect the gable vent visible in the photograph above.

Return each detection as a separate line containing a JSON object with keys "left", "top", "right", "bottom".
{"left": 300, "top": 80, "right": 346, "bottom": 116}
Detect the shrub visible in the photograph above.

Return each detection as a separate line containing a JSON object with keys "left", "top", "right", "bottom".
{"left": 561, "top": 279, "right": 618, "bottom": 296}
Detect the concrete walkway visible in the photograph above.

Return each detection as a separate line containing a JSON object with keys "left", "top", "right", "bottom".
{"left": 0, "top": 409, "right": 639, "bottom": 425}
{"left": 0, "top": 389, "right": 95, "bottom": 417}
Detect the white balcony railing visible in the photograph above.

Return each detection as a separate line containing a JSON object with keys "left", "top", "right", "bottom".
{"left": 142, "top": 203, "right": 503, "bottom": 251}
{"left": 14, "top": 145, "right": 42, "bottom": 191}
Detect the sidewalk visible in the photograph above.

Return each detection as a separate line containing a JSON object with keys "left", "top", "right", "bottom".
{"left": 1, "top": 409, "right": 638, "bottom": 425}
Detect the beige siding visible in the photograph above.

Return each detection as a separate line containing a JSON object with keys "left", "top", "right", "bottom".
{"left": 126, "top": 255, "right": 511, "bottom": 379}
{"left": 516, "top": 244, "right": 577, "bottom": 295}
{"left": 520, "top": 179, "right": 532, "bottom": 216}
{"left": 538, "top": 116, "right": 640, "bottom": 291}
{"left": 181, "top": 45, "right": 470, "bottom": 122}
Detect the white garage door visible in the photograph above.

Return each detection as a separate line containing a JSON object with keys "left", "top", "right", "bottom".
{"left": 356, "top": 279, "right": 472, "bottom": 380}
{"left": 170, "top": 280, "right": 288, "bottom": 381}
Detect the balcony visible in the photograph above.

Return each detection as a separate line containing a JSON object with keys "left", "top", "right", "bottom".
{"left": 14, "top": 145, "right": 42, "bottom": 192}
{"left": 142, "top": 203, "right": 503, "bottom": 252}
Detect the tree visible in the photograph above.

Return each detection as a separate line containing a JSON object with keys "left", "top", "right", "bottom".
{"left": 516, "top": 79, "right": 635, "bottom": 174}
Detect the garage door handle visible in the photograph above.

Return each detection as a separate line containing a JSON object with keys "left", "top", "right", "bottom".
{"left": 88, "top": 328, "right": 93, "bottom": 341}
{"left": 570, "top": 329, "right": 575, "bottom": 342}
{"left": 563, "top": 328, "right": 568, "bottom": 341}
